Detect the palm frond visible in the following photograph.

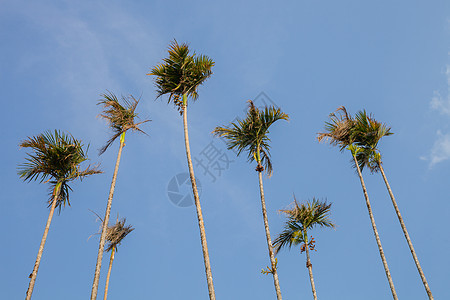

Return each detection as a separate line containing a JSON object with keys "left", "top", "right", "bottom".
{"left": 351, "top": 110, "right": 393, "bottom": 172}
{"left": 281, "top": 197, "right": 335, "bottom": 230}
{"left": 317, "top": 106, "right": 355, "bottom": 151}
{"left": 98, "top": 91, "right": 150, "bottom": 155}
{"left": 105, "top": 217, "right": 134, "bottom": 252}
{"left": 18, "top": 130, "right": 102, "bottom": 210}
{"left": 274, "top": 196, "right": 335, "bottom": 255}
{"left": 148, "top": 40, "right": 214, "bottom": 107}
{"left": 272, "top": 221, "right": 304, "bottom": 255}
{"left": 212, "top": 100, "right": 288, "bottom": 176}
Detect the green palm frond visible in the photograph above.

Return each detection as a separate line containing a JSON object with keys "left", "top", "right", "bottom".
{"left": 148, "top": 40, "right": 214, "bottom": 109}
{"left": 352, "top": 110, "right": 393, "bottom": 172}
{"left": 18, "top": 130, "right": 102, "bottom": 211}
{"left": 272, "top": 221, "right": 305, "bottom": 254}
{"left": 282, "top": 197, "right": 335, "bottom": 230}
{"left": 353, "top": 110, "right": 392, "bottom": 149}
{"left": 98, "top": 91, "right": 149, "bottom": 155}
{"left": 273, "top": 197, "right": 335, "bottom": 254}
{"left": 213, "top": 100, "right": 289, "bottom": 176}
{"left": 105, "top": 217, "right": 134, "bottom": 252}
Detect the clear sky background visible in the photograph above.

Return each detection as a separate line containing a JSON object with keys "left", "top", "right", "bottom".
{"left": 1, "top": 1, "right": 449, "bottom": 299}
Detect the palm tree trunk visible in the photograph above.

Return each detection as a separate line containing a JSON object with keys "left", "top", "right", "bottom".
{"left": 182, "top": 95, "right": 216, "bottom": 300}
{"left": 103, "top": 248, "right": 115, "bottom": 300}
{"left": 91, "top": 134, "right": 125, "bottom": 300}
{"left": 257, "top": 167, "right": 283, "bottom": 300}
{"left": 304, "top": 235, "right": 318, "bottom": 300}
{"left": 25, "top": 183, "right": 61, "bottom": 300}
{"left": 352, "top": 154, "right": 398, "bottom": 300}
{"left": 378, "top": 164, "right": 433, "bottom": 299}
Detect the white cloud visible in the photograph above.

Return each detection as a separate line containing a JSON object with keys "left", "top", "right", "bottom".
{"left": 425, "top": 131, "right": 450, "bottom": 168}
{"left": 430, "top": 65, "right": 450, "bottom": 115}
{"left": 425, "top": 62, "right": 450, "bottom": 168}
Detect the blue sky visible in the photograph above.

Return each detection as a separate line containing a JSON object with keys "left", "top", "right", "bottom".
{"left": 1, "top": 0, "right": 449, "bottom": 299}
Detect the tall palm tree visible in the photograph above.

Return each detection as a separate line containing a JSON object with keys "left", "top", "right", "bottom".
{"left": 213, "top": 101, "right": 288, "bottom": 300}
{"left": 18, "top": 130, "right": 101, "bottom": 300}
{"left": 103, "top": 217, "right": 134, "bottom": 300}
{"left": 317, "top": 107, "right": 398, "bottom": 300}
{"left": 273, "top": 197, "right": 335, "bottom": 300}
{"left": 148, "top": 40, "right": 216, "bottom": 300}
{"left": 90, "top": 92, "right": 148, "bottom": 300}
{"left": 352, "top": 110, "right": 433, "bottom": 299}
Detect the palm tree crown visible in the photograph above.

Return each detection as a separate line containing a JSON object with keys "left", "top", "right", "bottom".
{"left": 317, "top": 107, "right": 393, "bottom": 171}
{"left": 352, "top": 110, "right": 393, "bottom": 172}
{"left": 148, "top": 40, "right": 214, "bottom": 111}
{"left": 213, "top": 100, "right": 289, "bottom": 175}
{"left": 97, "top": 92, "right": 149, "bottom": 155}
{"left": 18, "top": 130, "right": 101, "bottom": 210}
{"left": 273, "top": 198, "right": 335, "bottom": 254}
{"left": 105, "top": 217, "right": 134, "bottom": 253}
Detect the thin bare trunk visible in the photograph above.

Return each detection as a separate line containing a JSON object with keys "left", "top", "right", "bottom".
{"left": 182, "top": 97, "right": 216, "bottom": 300}
{"left": 352, "top": 155, "right": 398, "bottom": 300}
{"left": 304, "top": 236, "right": 318, "bottom": 300}
{"left": 103, "top": 248, "right": 115, "bottom": 300}
{"left": 379, "top": 164, "right": 433, "bottom": 299}
{"left": 257, "top": 170, "right": 283, "bottom": 300}
{"left": 25, "top": 183, "right": 61, "bottom": 300}
{"left": 91, "top": 135, "right": 125, "bottom": 300}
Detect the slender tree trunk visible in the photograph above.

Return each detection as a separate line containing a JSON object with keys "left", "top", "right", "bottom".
{"left": 352, "top": 154, "right": 398, "bottom": 300}
{"left": 91, "top": 134, "right": 125, "bottom": 300}
{"left": 25, "top": 183, "right": 61, "bottom": 300}
{"left": 182, "top": 95, "right": 216, "bottom": 300}
{"left": 304, "top": 234, "right": 318, "bottom": 300}
{"left": 257, "top": 168, "right": 283, "bottom": 300}
{"left": 103, "top": 248, "right": 115, "bottom": 300}
{"left": 378, "top": 164, "right": 433, "bottom": 299}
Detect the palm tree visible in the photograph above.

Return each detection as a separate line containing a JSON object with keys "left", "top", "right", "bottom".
{"left": 103, "top": 217, "right": 134, "bottom": 300}
{"left": 148, "top": 40, "right": 216, "bottom": 300}
{"left": 352, "top": 110, "right": 434, "bottom": 299}
{"left": 90, "top": 92, "right": 148, "bottom": 300}
{"left": 273, "top": 197, "right": 335, "bottom": 300}
{"left": 18, "top": 130, "right": 101, "bottom": 300}
{"left": 317, "top": 107, "right": 398, "bottom": 300}
{"left": 213, "top": 101, "right": 288, "bottom": 300}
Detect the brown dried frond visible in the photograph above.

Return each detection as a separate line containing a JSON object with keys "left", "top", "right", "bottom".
{"left": 105, "top": 217, "right": 134, "bottom": 252}
{"left": 317, "top": 106, "right": 355, "bottom": 150}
